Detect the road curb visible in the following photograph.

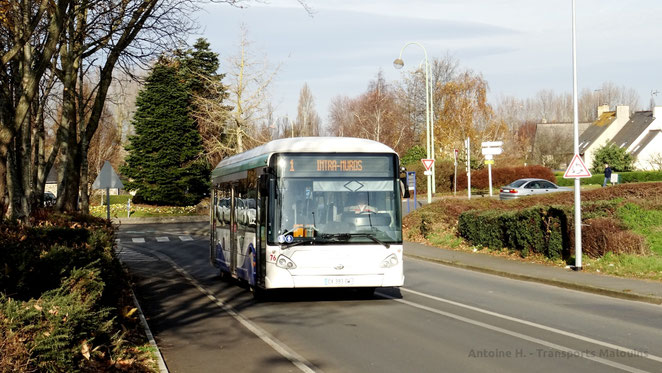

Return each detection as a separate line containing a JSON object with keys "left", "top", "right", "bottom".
{"left": 131, "top": 290, "right": 169, "bottom": 373}
{"left": 404, "top": 253, "right": 662, "bottom": 305}
{"left": 113, "top": 216, "right": 208, "bottom": 224}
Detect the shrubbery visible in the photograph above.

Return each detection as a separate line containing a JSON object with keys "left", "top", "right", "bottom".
{"left": 405, "top": 182, "right": 662, "bottom": 263}
{"left": 402, "top": 163, "right": 556, "bottom": 194}
{"left": 458, "top": 206, "right": 570, "bottom": 260}
{"left": 457, "top": 165, "right": 556, "bottom": 191}
{"left": 0, "top": 212, "right": 151, "bottom": 372}
{"left": 555, "top": 170, "right": 662, "bottom": 186}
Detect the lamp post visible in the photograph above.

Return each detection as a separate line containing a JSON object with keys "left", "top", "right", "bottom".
{"left": 571, "top": 0, "right": 582, "bottom": 270}
{"left": 394, "top": 42, "right": 433, "bottom": 204}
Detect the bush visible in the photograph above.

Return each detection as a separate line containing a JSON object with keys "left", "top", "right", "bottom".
{"left": 0, "top": 212, "right": 147, "bottom": 372}
{"left": 456, "top": 165, "right": 556, "bottom": 191}
{"left": 582, "top": 218, "right": 648, "bottom": 258}
{"left": 555, "top": 170, "right": 662, "bottom": 186}
{"left": 591, "top": 142, "right": 635, "bottom": 172}
{"left": 1, "top": 268, "right": 112, "bottom": 372}
{"left": 458, "top": 205, "right": 571, "bottom": 260}
{"left": 91, "top": 194, "right": 132, "bottom": 206}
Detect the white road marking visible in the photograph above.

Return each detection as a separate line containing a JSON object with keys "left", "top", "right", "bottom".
{"left": 117, "top": 249, "right": 158, "bottom": 263}
{"left": 152, "top": 251, "right": 317, "bottom": 373}
{"left": 178, "top": 235, "right": 193, "bottom": 241}
{"left": 375, "top": 288, "right": 656, "bottom": 373}
{"left": 156, "top": 237, "right": 170, "bottom": 242}
{"left": 398, "top": 287, "right": 662, "bottom": 364}
{"left": 132, "top": 237, "right": 146, "bottom": 243}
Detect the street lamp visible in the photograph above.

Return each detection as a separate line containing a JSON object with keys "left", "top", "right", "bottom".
{"left": 394, "top": 42, "right": 433, "bottom": 204}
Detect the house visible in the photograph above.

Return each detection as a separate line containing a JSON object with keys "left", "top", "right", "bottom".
{"left": 532, "top": 121, "right": 591, "bottom": 169}
{"left": 619, "top": 106, "right": 662, "bottom": 171}
{"left": 632, "top": 129, "right": 662, "bottom": 170}
{"left": 45, "top": 167, "right": 58, "bottom": 196}
{"left": 579, "top": 105, "right": 630, "bottom": 169}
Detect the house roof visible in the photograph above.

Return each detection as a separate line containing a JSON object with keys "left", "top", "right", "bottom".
{"left": 578, "top": 111, "right": 616, "bottom": 153}
{"left": 46, "top": 167, "right": 58, "bottom": 184}
{"left": 631, "top": 129, "right": 661, "bottom": 157}
{"left": 611, "top": 111, "right": 654, "bottom": 150}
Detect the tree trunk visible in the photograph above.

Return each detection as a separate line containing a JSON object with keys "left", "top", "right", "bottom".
{"left": 55, "top": 48, "right": 79, "bottom": 212}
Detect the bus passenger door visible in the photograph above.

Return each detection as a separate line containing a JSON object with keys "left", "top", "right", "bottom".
{"left": 230, "top": 188, "right": 237, "bottom": 275}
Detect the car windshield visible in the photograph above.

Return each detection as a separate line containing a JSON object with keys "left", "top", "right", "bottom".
{"left": 507, "top": 180, "right": 528, "bottom": 188}
{"left": 271, "top": 154, "right": 402, "bottom": 246}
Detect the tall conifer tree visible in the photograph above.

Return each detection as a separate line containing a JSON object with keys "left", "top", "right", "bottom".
{"left": 121, "top": 61, "right": 209, "bottom": 206}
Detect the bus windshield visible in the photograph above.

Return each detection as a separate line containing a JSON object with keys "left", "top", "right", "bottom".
{"left": 271, "top": 154, "right": 402, "bottom": 245}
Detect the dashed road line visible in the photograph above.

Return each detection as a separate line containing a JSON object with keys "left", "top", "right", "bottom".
{"left": 178, "top": 235, "right": 193, "bottom": 241}
{"left": 156, "top": 237, "right": 170, "bottom": 242}
{"left": 132, "top": 237, "right": 146, "bottom": 243}
{"left": 117, "top": 249, "right": 159, "bottom": 263}
{"left": 152, "top": 251, "right": 317, "bottom": 373}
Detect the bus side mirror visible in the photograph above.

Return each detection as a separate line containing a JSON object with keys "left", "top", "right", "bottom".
{"left": 400, "top": 177, "right": 410, "bottom": 198}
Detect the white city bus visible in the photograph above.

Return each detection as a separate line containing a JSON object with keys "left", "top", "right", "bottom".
{"left": 210, "top": 137, "right": 405, "bottom": 296}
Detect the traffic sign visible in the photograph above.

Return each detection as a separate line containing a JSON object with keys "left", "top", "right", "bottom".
{"left": 481, "top": 147, "right": 503, "bottom": 155}
{"left": 563, "top": 154, "right": 592, "bottom": 178}
{"left": 92, "top": 161, "right": 124, "bottom": 189}
{"left": 421, "top": 159, "right": 434, "bottom": 171}
{"left": 481, "top": 141, "right": 503, "bottom": 147}
{"left": 484, "top": 160, "right": 494, "bottom": 165}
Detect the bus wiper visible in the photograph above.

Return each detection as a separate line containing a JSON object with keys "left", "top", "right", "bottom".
{"left": 280, "top": 238, "right": 315, "bottom": 249}
{"left": 320, "top": 233, "right": 390, "bottom": 249}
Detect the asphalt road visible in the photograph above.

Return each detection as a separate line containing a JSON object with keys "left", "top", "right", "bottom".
{"left": 118, "top": 222, "right": 662, "bottom": 373}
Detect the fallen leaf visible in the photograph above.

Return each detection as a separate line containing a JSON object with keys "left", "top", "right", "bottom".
{"left": 81, "top": 341, "right": 91, "bottom": 360}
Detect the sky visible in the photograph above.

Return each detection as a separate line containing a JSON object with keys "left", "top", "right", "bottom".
{"left": 193, "top": 0, "right": 662, "bottom": 125}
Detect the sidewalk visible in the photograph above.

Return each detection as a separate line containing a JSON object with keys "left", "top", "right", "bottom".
{"left": 404, "top": 241, "right": 662, "bottom": 305}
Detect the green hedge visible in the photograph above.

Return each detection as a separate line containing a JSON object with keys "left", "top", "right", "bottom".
{"left": 458, "top": 205, "right": 571, "bottom": 260}
{"left": 92, "top": 194, "right": 132, "bottom": 205}
{"left": 555, "top": 171, "right": 662, "bottom": 186}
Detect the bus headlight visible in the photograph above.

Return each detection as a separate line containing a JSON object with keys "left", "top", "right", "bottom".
{"left": 380, "top": 254, "right": 399, "bottom": 268}
{"left": 276, "top": 255, "right": 297, "bottom": 269}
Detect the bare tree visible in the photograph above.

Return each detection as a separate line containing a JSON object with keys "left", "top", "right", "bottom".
{"left": 223, "top": 25, "right": 281, "bottom": 153}
{"left": 328, "top": 95, "right": 352, "bottom": 137}
{"left": 293, "top": 83, "right": 320, "bottom": 136}
{"left": 1, "top": 0, "right": 69, "bottom": 219}
{"left": 328, "top": 70, "right": 411, "bottom": 154}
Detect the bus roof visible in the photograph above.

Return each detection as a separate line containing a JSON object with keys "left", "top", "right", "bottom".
{"left": 212, "top": 137, "right": 397, "bottom": 180}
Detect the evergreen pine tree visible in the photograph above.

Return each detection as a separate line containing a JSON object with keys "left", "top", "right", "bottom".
{"left": 121, "top": 62, "right": 209, "bottom": 206}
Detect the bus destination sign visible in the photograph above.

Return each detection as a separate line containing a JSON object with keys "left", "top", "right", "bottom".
{"left": 277, "top": 154, "right": 393, "bottom": 178}
{"left": 316, "top": 159, "right": 363, "bottom": 172}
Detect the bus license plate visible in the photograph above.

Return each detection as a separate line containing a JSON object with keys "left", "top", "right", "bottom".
{"left": 324, "top": 277, "right": 354, "bottom": 286}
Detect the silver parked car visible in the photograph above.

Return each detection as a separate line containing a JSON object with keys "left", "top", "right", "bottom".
{"left": 499, "top": 178, "right": 572, "bottom": 200}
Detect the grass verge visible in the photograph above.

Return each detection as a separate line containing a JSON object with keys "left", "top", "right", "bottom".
{"left": 403, "top": 182, "right": 662, "bottom": 281}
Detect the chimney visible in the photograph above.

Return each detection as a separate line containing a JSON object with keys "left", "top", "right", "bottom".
{"left": 616, "top": 105, "right": 630, "bottom": 120}
{"left": 653, "top": 106, "right": 662, "bottom": 130}
{"left": 597, "top": 104, "right": 610, "bottom": 118}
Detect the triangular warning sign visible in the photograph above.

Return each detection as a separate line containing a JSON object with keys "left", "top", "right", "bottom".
{"left": 421, "top": 159, "right": 434, "bottom": 171}
{"left": 563, "top": 154, "right": 592, "bottom": 178}
{"left": 92, "top": 161, "right": 124, "bottom": 189}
